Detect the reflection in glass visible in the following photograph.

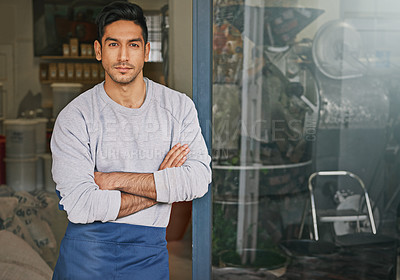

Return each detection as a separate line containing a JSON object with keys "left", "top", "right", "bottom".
{"left": 212, "top": 1, "right": 399, "bottom": 279}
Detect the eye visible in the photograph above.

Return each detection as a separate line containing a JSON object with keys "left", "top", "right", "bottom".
{"left": 108, "top": 42, "right": 118, "bottom": 47}
{"left": 130, "top": 43, "right": 139, "bottom": 47}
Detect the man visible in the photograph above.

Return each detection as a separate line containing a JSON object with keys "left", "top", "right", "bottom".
{"left": 51, "top": 1, "right": 211, "bottom": 279}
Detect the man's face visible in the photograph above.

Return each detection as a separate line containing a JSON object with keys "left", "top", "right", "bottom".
{"left": 95, "top": 20, "right": 150, "bottom": 85}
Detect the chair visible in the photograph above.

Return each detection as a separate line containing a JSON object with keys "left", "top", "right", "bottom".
{"left": 307, "top": 171, "right": 376, "bottom": 241}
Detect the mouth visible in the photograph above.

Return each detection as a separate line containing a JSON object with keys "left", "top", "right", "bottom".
{"left": 114, "top": 65, "right": 133, "bottom": 73}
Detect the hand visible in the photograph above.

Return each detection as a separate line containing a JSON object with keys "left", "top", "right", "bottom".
{"left": 159, "top": 143, "right": 190, "bottom": 170}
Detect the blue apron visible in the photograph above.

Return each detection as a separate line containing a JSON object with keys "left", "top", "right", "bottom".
{"left": 52, "top": 221, "right": 169, "bottom": 280}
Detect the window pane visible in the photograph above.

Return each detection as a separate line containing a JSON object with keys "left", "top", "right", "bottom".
{"left": 212, "top": 1, "right": 399, "bottom": 279}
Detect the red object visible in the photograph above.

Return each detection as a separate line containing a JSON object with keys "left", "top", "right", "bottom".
{"left": 166, "top": 201, "right": 192, "bottom": 242}
{"left": 46, "top": 130, "right": 52, "bottom": 154}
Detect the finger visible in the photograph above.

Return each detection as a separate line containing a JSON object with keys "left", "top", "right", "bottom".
{"left": 159, "top": 143, "right": 181, "bottom": 170}
{"left": 164, "top": 144, "right": 188, "bottom": 167}
{"left": 171, "top": 147, "right": 190, "bottom": 167}
{"left": 175, "top": 155, "right": 187, "bottom": 168}
{"left": 169, "top": 145, "right": 188, "bottom": 165}
{"left": 162, "top": 143, "right": 181, "bottom": 163}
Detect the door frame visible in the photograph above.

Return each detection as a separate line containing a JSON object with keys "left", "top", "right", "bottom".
{"left": 192, "top": 0, "right": 212, "bottom": 279}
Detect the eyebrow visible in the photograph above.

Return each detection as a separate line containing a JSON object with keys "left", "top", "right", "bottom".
{"left": 104, "top": 37, "right": 143, "bottom": 43}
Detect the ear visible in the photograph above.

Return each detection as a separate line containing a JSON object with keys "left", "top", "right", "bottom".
{"left": 94, "top": 40, "right": 102, "bottom": 61}
{"left": 144, "top": 42, "right": 150, "bottom": 62}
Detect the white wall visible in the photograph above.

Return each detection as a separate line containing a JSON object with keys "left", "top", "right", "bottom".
{"left": 168, "top": 0, "right": 193, "bottom": 98}
{"left": 0, "top": 0, "right": 41, "bottom": 118}
{"left": 130, "top": 0, "right": 168, "bottom": 11}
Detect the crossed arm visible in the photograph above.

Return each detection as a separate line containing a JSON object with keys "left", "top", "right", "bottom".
{"left": 94, "top": 143, "right": 190, "bottom": 218}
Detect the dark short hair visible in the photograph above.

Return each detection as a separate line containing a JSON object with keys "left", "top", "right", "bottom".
{"left": 95, "top": 1, "right": 148, "bottom": 44}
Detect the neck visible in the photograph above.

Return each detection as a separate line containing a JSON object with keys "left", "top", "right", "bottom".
{"left": 103, "top": 74, "right": 146, "bottom": 109}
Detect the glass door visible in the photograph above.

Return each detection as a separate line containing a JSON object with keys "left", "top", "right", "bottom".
{"left": 211, "top": 0, "right": 400, "bottom": 279}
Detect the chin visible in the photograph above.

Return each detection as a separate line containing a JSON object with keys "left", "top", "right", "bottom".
{"left": 106, "top": 70, "right": 141, "bottom": 85}
{"left": 110, "top": 75, "right": 136, "bottom": 85}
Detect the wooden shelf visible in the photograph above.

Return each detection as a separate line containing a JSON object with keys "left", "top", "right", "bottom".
{"left": 40, "top": 56, "right": 97, "bottom": 62}
{"left": 39, "top": 57, "right": 103, "bottom": 84}
{"left": 40, "top": 56, "right": 164, "bottom": 63}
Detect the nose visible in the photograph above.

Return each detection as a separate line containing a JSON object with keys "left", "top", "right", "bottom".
{"left": 118, "top": 45, "right": 129, "bottom": 62}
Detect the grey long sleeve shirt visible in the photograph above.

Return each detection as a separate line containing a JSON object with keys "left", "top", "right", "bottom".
{"left": 51, "top": 78, "right": 211, "bottom": 227}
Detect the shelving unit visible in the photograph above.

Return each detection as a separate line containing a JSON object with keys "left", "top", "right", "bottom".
{"left": 39, "top": 56, "right": 103, "bottom": 85}
{"left": 40, "top": 56, "right": 97, "bottom": 61}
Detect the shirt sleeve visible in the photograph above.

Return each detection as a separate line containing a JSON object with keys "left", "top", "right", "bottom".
{"left": 51, "top": 105, "right": 121, "bottom": 224}
{"left": 153, "top": 97, "right": 212, "bottom": 203}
